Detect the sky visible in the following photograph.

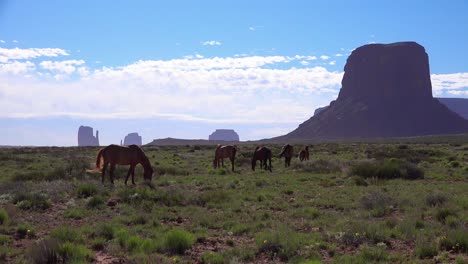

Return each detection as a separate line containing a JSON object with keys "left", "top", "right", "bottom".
{"left": 1, "top": 0, "right": 467, "bottom": 146}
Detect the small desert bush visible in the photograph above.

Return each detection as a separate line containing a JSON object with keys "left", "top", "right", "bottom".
{"left": 416, "top": 239, "right": 438, "bottom": 259}
{"left": 13, "top": 192, "right": 51, "bottom": 211}
{"left": 201, "top": 251, "right": 224, "bottom": 264}
{"left": 0, "top": 209, "right": 8, "bottom": 225}
{"left": 16, "top": 224, "right": 35, "bottom": 239}
{"left": 439, "top": 229, "right": 468, "bottom": 253}
{"left": 357, "top": 246, "right": 388, "bottom": 262}
{"left": 164, "top": 228, "right": 195, "bottom": 254}
{"left": 93, "top": 223, "right": 116, "bottom": 241}
{"left": 426, "top": 192, "right": 447, "bottom": 207}
{"left": 292, "top": 159, "right": 341, "bottom": 174}
{"left": 360, "top": 191, "right": 394, "bottom": 217}
{"left": 58, "top": 242, "right": 94, "bottom": 263}
{"left": 350, "top": 159, "right": 424, "bottom": 180}
{"left": 77, "top": 183, "right": 98, "bottom": 198}
{"left": 12, "top": 167, "right": 67, "bottom": 182}
{"left": 87, "top": 196, "right": 105, "bottom": 209}
{"left": 155, "top": 165, "right": 190, "bottom": 176}
{"left": 26, "top": 238, "right": 61, "bottom": 264}
{"left": 255, "top": 228, "right": 306, "bottom": 261}
{"left": 435, "top": 208, "right": 457, "bottom": 223}
{"left": 63, "top": 208, "right": 85, "bottom": 219}
{"left": 50, "top": 226, "right": 83, "bottom": 243}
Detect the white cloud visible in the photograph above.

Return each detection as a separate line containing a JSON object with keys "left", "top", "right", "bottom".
{"left": 40, "top": 60, "right": 85, "bottom": 74}
{"left": 202, "top": 40, "right": 222, "bottom": 46}
{"left": 0, "top": 54, "right": 343, "bottom": 124}
{"left": 0, "top": 47, "right": 69, "bottom": 63}
{"left": 300, "top": 60, "right": 309, "bottom": 66}
{"left": 306, "top": 56, "right": 317, "bottom": 60}
{"left": 320, "top": 55, "right": 330, "bottom": 60}
{"left": 329, "top": 61, "right": 336, "bottom": 65}
{"left": 335, "top": 53, "right": 343, "bottom": 57}
{"left": 431, "top": 73, "right": 468, "bottom": 91}
{"left": 12, "top": 40, "right": 18, "bottom": 43}
{"left": 0, "top": 61, "right": 35, "bottom": 74}
{"left": 0, "top": 40, "right": 5, "bottom": 43}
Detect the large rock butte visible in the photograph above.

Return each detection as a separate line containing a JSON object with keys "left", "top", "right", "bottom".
{"left": 123, "top": 132, "right": 142, "bottom": 146}
{"left": 209, "top": 129, "right": 240, "bottom": 141}
{"left": 78, "top": 126, "right": 99, "bottom": 146}
{"left": 281, "top": 42, "right": 468, "bottom": 139}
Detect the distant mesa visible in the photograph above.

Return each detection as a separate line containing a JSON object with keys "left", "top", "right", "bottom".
{"left": 209, "top": 129, "right": 240, "bottom": 141}
{"left": 280, "top": 41, "right": 468, "bottom": 140}
{"left": 437, "top": 98, "right": 468, "bottom": 120}
{"left": 78, "top": 126, "right": 99, "bottom": 146}
{"left": 123, "top": 132, "right": 142, "bottom": 146}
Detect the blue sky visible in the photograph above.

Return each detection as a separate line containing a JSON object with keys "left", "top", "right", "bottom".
{"left": 1, "top": 0, "right": 467, "bottom": 146}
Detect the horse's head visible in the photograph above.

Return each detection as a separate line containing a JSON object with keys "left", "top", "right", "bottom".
{"left": 144, "top": 165, "right": 154, "bottom": 182}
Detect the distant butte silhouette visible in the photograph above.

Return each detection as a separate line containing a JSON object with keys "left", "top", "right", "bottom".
{"left": 279, "top": 41, "right": 468, "bottom": 140}
{"left": 123, "top": 132, "right": 143, "bottom": 146}
{"left": 78, "top": 126, "right": 99, "bottom": 146}
{"left": 209, "top": 129, "right": 240, "bottom": 141}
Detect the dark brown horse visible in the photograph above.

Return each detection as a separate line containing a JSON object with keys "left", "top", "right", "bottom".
{"left": 252, "top": 146, "right": 272, "bottom": 172}
{"left": 299, "top": 146, "right": 310, "bottom": 161}
{"left": 213, "top": 145, "right": 237, "bottom": 171}
{"left": 279, "top": 144, "right": 294, "bottom": 167}
{"left": 96, "top": 144, "right": 154, "bottom": 186}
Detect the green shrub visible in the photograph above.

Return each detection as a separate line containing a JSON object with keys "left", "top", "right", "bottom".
{"left": 58, "top": 242, "right": 94, "bottom": 263}
{"left": 77, "top": 183, "right": 97, "bottom": 198}
{"left": 358, "top": 246, "right": 388, "bottom": 262}
{"left": 0, "top": 234, "right": 10, "bottom": 245}
{"left": 91, "top": 237, "right": 106, "bottom": 251}
{"left": 0, "top": 209, "right": 8, "bottom": 225}
{"left": 439, "top": 229, "right": 468, "bottom": 253}
{"left": 448, "top": 161, "right": 460, "bottom": 168}
{"left": 63, "top": 208, "right": 85, "bottom": 219}
{"left": 200, "top": 190, "right": 231, "bottom": 205}
{"left": 94, "top": 223, "right": 116, "bottom": 241}
{"left": 426, "top": 192, "right": 447, "bottom": 207}
{"left": 201, "top": 251, "right": 224, "bottom": 264}
{"left": 87, "top": 196, "right": 105, "bottom": 209}
{"left": 155, "top": 165, "right": 190, "bottom": 176}
{"left": 164, "top": 228, "right": 195, "bottom": 254}
{"left": 416, "top": 241, "right": 438, "bottom": 259}
{"left": 360, "top": 191, "right": 393, "bottom": 217}
{"left": 292, "top": 159, "right": 341, "bottom": 174}
{"left": 352, "top": 176, "right": 368, "bottom": 186}
{"left": 13, "top": 192, "right": 51, "bottom": 211}
{"left": 350, "top": 160, "right": 424, "bottom": 180}
{"left": 50, "top": 226, "right": 82, "bottom": 243}
{"left": 16, "top": 224, "right": 35, "bottom": 239}
{"left": 255, "top": 228, "right": 305, "bottom": 261}
{"left": 436, "top": 208, "right": 457, "bottom": 223}
{"left": 26, "top": 238, "right": 61, "bottom": 264}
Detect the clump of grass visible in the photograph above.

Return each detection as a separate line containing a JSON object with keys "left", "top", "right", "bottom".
{"left": 360, "top": 191, "right": 394, "bottom": 217}
{"left": 63, "top": 208, "right": 85, "bottom": 219}
{"left": 352, "top": 176, "right": 368, "bottom": 186}
{"left": 0, "top": 209, "right": 8, "bottom": 225}
{"left": 426, "top": 192, "right": 447, "bottom": 207}
{"left": 164, "top": 228, "right": 195, "bottom": 254}
{"left": 91, "top": 237, "right": 106, "bottom": 251}
{"left": 439, "top": 229, "right": 467, "bottom": 253}
{"left": 416, "top": 240, "right": 438, "bottom": 259}
{"left": 13, "top": 192, "right": 51, "bottom": 211}
{"left": 50, "top": 226, "right": 83, "bottom": 243}
{"left": 357, "top": 246, "right": 388, "bottom": 262}
{"left": 201, "top": 251, "right": 224, "bottom": 264}
{"left": 292, "top": 159, "right": 341, "bottom": 174}
{"left": 200, "top": 190, "right": 231, "bottom": 205}
{"left": 87, "top": 196, "right": 105, "bottom": 209}
{"left": 16, "top": 224, "right": 35, "bottom": 239}
{"left": 26, "top": 238, "right": 61, "bottom": 264}
{"left": 350, "top": 159, "right": 424, "bottom": 180}
{"left": 58, "top": 242, "right": 94, "bottom": 263}
{"left": 77, "top": 183, "right": 97, "bottom": 198}
{"left": 93, "top": 223, "right": 116, "bottom": 241}
{"left": 255, "top": 228, "right": 305, "bottom": 261}
{"left": 435, "top": 208, "right": 457, "bottom": 223}
{"left": 155, "top": 165, "right": 190, "bottom": 176}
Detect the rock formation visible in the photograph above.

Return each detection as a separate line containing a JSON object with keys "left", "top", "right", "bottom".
{"left": 280, "top": 42, "right": 468, "bottom": 139}
{"left": 123, "top": 133, "right": 142, "bottom": 146}
{"left": 78, "top": 126, "right": 99, "bottom": 146}
{"left": 437, "top": 98, "right": 468, "bottom": 120}
{"left": 209, "top": 129, "right": 240, "bottom": 141}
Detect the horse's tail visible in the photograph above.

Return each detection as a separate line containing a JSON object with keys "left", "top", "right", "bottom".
{"left": 232, "top": 145, "right": 237, "bottom": 159}
{"left": 95, "top": 148, "right": 105, "bottom": 170}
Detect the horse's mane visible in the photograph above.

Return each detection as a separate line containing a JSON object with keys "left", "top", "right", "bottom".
{"left": 279, "top": 144, "right": 290, "bottom": 157}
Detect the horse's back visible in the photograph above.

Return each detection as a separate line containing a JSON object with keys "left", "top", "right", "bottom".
{"left": 102, "top": 144, "right": 141, "bottom": 165}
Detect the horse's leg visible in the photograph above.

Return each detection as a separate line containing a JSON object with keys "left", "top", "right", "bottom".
{"left": 230, "top": 157, "right": 235, "bottom": 172}
{"left": 125, "top": 166, "right": 132, "bottom": 185}
{"left": 109, "top": 164, "right": 116, "bottom": 185}
{"left": 222, "top": 158, "right": 225, "bottom": 168}
{"left": 131, "top": 165, "right": 136, "bottom": 185}
{"left": 101, "top": 162, "right": 109, "bottom": 183}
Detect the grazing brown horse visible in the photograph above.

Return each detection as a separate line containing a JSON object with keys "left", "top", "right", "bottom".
{"left": 213, "top": 145, "right": 237, "bottom": 171}
{"left": 279, "top": 144, "right": 294, "bottom": 167}
{"left": 95, "top": 144, "right": 154, "bottom": 186}
{"left": 299, "top": 146, "right": 310, "bottom": 161}
{"left": 252, "top": 146, "right": 272, "bottom": 172}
